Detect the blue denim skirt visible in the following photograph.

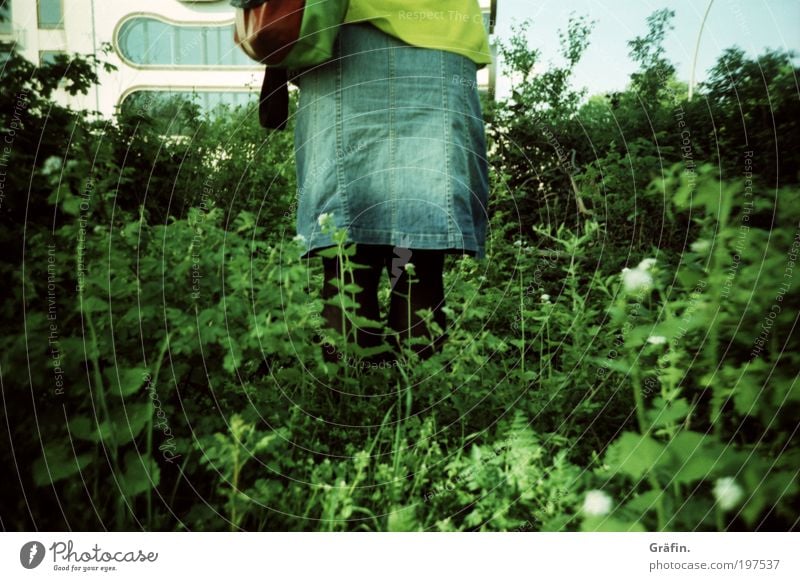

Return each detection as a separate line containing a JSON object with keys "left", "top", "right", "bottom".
{"left": 291, "top": 22, "right": 489, "bottom": 259}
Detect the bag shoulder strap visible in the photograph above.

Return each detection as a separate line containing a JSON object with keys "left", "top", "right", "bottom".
{"left": 259, "top": 67, "right": 289, "bottom": 131}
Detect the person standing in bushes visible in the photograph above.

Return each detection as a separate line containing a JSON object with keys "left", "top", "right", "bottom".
{"left": 291, "top": 1, "right": 492, "bottom": 363}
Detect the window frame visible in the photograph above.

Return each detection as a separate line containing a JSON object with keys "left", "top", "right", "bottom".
{"left": 118, "top": 87, "right": 259, "bottom": 118}
{"left": 39, "top": 49, "right": 67, "bottom": 65}
{"left": 114, "top": 14, "right": 260, "bottom": 70}
{"left": 37, "top": 0, "right": 64, "bottom": 30}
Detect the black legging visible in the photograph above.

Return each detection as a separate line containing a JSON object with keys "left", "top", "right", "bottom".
{"left": 319, "top": 244, "right": 446, "bottom": 362}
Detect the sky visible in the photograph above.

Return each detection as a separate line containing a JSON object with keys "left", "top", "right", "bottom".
{"left": 492, "top": 0, "right": 800, "bottom": 98}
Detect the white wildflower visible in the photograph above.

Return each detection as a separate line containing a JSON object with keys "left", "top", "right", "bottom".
{"left": 690, "top": 239, "right": 711, "bottom": 253}
{"left": 582, "top": 489, "right": 613, "bottom": 517}
{"left": 41, "top": 156, "right": 63, "bottom": 177}
{"left": 541, "top": 294, "right": 551, "bottom": 303}
{"left": 317, "top": 212, "right": 334, "bottom": 228}
{"left": 637, "top": 258, "right": 657, "bottom": 271}
{"left": 513, "top": 240, "right": 523, "bottom": 247}
{"left": 621, "top": 266, "right": 654, "bottom": 294}
{"left": 404, "top": 262, "right": 416, "bottom": 275}
{"left": 647, "top": 335, "right": 667, "bottom": 345}
{"left": 292, "top": 234, "right": 306, "bottom": 244}
{"left": 713, "top": 477, "right": 744, "bottom": 511}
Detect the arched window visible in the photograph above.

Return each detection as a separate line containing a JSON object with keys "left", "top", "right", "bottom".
{"left": 117, "top": 17, "right": 255, "bottom": 67}
{"left": 120, "top": 89, "right": 257, "bottom": 116}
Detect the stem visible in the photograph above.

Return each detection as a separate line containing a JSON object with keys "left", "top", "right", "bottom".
{"left": 85, "top": 308, "right": 127, "bottom": 529}
{"left": 347, "top": 406, "right": 394, "bottom": 498}
{"left": 339, "top": 248, "right": 349, "bottom": 377}
{"left": 539, "top": 319, "right": 545, "bottom": 380}
{"left": 708, "top": 230, "right": 726, "bottom": 437}
{"left": 632, "top": 355, "right": 667, "bottom": 530}
{"left": 546, "top": 317, "right": 552, "bottom": 381}
{"left": 146, "top": 331, "right": 172, "bottom": 530}
{"left": 631, "top": 361, "right": 648, "bottom": 434}
{"left": 301, "top": 487, "right": 320, "bottom": 521}
{"left": 230, "top": 445, "right": 240, "bottom": 531}
{"left": 146, "top": 410, "right": 152, "bottom": 528}
{"left": 649, "top": 479, "right": 667, "bottom": 531}
{"left": 342, "top": 243, "right": 362, "bottom": 377}
{"left": 392, "top": 375, "right": 406, "bottom": 502}
{"left": 635, "top": 368, "right": 668, "bottom": 530}
{"left": 407, "top": 272, "right": 413, "bottom": 346}
{"left": 519, "top": 267, "right": 525, "bottom": 378}
{"left": 168, "top": 450, "right": 191, "bottom": 513}
{"left": 689, "top": 0, "right": 715, "bottom": 100}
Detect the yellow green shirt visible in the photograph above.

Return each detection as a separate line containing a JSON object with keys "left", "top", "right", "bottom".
{"left": 344, "top": 0, "right": 492, "bottom": 67}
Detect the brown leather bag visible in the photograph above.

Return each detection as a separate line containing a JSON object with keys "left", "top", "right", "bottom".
{"left": 233, "top": 0, "right": 305, "bottom": 65}
{"left": 231, "top": 0, "right": 348, "bottom": 130}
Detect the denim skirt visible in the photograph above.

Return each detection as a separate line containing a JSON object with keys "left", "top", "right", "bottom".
{"left": 290, "top": 22, "right": 489, "bottom": 259}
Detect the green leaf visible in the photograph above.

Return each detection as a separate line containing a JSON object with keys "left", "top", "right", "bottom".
{"left": 350, "top": 342, "right": 395, "bottom": 359}
{"left": 62, "top": 195, "right": 82, "bottom": 216}
{"left": 120, "top": 305, "right": 156, "bottom": 327}
{"left": 647, "top": 397, "right": 690, "bottom": 428}
{"left": 315, "top": 246, "right": 342, "bottom": 259}
{"left": 605, "top": 432, "right": 666, "bottom": 479}
{"left": 625, "top": 325, "right": 656, "bottom": 348}
{"left": 590, "top": 357, "right": 632, "bottom": 374}
{"left": 120, "top": 450, "right": 160, "bottom": 497}
{"left": 662, "top": 430, "right": 723, "bottom": 484}
{"left": 774, "top": 375, "right": 800, "bottom": 404}
{"left": 625, "top": 490, "right": 662, "bottom": 516}
{"left": 121, "top": 220, "right": 142, "bottom": 239}
{"left": 675, "top": 267, "right": 705, "bottom": 291}
{"left": 107, "top": 366, "right": 150, "bottom": 397}
{"left": 387, "top": 506, "right": 418, "bottom": 531}
{"left": 80, "top": 296, "right": 109, "bottom": 313}
{"left": 69, "top": 416, "right": 113, "bottom": 442}
{"left": 115, "top": 402, "right": 153, "bottom": 445}
{"left": 732, "top": 378, "right": 761, "bottom": 416}
{"left": 33, "top": 445, "right": 93, "bottom": 486}
{"left": 348, "top": 313, "right": 385, "bottom": 330}
{"left": 339, "top": 283, "right": 365, "bottom": 294}
{"left": 323, "top": 294, "right": 359, "bottom": 310}
{"left": 223, "top": 338, "right": 242, "bottom": 374}
{"left": 252, "top": 431, "right": 280, "bottom": 453}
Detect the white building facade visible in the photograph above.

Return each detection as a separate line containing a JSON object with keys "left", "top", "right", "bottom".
{"left": 1, "top": 0, "right": 496, "bottom": 118}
